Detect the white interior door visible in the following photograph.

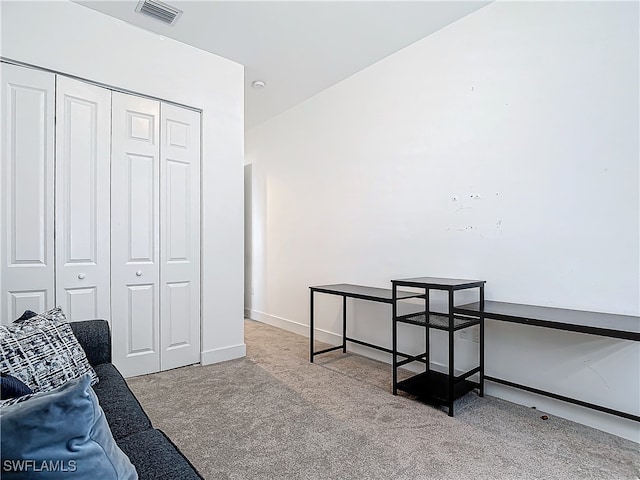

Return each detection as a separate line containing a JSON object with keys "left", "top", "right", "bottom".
{"left": 111, "top": 92, "right": 160, "bottom": 377}
{"left": 160, "top": 103, "right": 201, "bottom": 370}
{"left": 0, "top": 63, "right": 55, "bottom": 324}
{"left": 55, "top": 76, "right": 111, "bottom": 322}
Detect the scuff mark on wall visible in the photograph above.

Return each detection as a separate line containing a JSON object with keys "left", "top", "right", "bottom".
{"left": 586, "top": 364, "right": 611, "bottom": 390}
{"left": 446, "top": 188, "right": 504, "bottom": 238}
{"left": 455, "top": 206, "right": 473, "bottom": 213}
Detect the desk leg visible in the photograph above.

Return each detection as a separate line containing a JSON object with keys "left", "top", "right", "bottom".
{"left": 425, "top": 289, "right": 430, "bottom": 376}
{"left": 392, "top": 285, "right": 398, "bottom": 395}
{"left": 310, "top": 289, "right": 315, "bottom": 363}
{"left": 479, "top": 285, "right": 485, "bottom": 397}
{"left": 342, "top": 295, "right": 347, "bottom": 353}
{"left": 448, "top": 290, "right": 455, "bottom": 417}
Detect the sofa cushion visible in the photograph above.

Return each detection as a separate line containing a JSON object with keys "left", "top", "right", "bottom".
{"left": 0, "top": 372, "right": 33, "bottom": 399}
{"left": 0, "top": 374, "right": 137, "bottom": 480}
{"left": 69, "top": 320, "right": 112, "bottom": 367}
{"left": 0, "top": 307, "right": 98, "bottom": 393}
{"left": 92, "top": 363, "right": 152, "bottom": 440}
{"left": 117, "top": 429, "right": 203, "bottom": 480}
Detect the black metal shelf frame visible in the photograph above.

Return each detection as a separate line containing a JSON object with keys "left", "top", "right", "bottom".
{"left": 391, "top": 277, "right": 486, "bottom": 417}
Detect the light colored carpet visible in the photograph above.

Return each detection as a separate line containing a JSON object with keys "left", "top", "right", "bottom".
{"left": 127, "top": 319, "right": 639, "bottom": 479}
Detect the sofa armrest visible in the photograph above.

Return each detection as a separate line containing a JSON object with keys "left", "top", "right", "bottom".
{"left": 70, "top": 320, "right": 112, "bottom": 366}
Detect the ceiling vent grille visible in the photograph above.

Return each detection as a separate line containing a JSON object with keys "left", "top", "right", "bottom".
{"left": 135, "top": 0, "right": 183, "bottom": 26}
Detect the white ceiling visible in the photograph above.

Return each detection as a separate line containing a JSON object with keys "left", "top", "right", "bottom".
{"left": 76, "top": 1, "right": 491, "bottom": 128}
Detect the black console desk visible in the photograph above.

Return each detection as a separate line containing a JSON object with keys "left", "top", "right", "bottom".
{"left": 309, "top": 282, "right": 639, "bottom": 421}
{"left": 309, "top": 284, "right": 424, "bottom": 362}
{"left": 456, "top": 301, "right": 640, "bottom": 422}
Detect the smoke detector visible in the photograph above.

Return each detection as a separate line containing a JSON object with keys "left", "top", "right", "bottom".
{"left": 136, "top": 0, "right": 183, "bottom": 26}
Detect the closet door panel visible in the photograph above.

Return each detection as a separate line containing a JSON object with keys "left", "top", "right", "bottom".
{"left": 55, "top": 76, "right": 111, "bottom": 322}
{"left": 127, "top": 283, "right": 156, "bottom": 354}
{"left": 160, "top": 104, "right": 201, "bottom": 370}
{"left": 9, "top": 291, "right": 48, "bottom": 319}
{"left": 0, "top": 64, "right": 55, "bottom": 323}
{"left": 111, "top": 92, "right": 160, "bottom": 377}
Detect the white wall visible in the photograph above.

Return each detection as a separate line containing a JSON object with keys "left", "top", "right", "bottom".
{"left": 246, "top": 1, "right": 639, "bottom": 441}
{"left": 1, "top": 0, "right": 246, "bottom": 364}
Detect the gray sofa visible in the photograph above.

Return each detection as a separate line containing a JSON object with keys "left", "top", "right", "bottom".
{"left": 69, "top": 320, "right": 202, "bottom": 480}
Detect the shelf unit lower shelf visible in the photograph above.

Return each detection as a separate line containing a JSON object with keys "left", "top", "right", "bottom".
{"left": 396, "top": 370, "right": 479, "bottom": 405}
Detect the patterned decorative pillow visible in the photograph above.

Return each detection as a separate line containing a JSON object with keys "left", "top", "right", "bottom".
{"left": 0, "top": 307, "right": 99, "bottom": 393}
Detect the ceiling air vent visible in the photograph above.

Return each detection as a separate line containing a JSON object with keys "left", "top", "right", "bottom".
{"left": 135, "top": 0, "right": 183, "bottom": 26}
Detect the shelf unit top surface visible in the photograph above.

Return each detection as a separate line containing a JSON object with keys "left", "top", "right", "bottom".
{"left": 391, "top": 277, "right": 486, "bottom": 288}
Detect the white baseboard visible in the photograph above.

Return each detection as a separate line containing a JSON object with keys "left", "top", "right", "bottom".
{"left": 201, "top": 343, "right": 246, "bottom": 365}
{"left": 247, "top": 309, "right": 379, "bottom": 355}
{"left": 247, "top": 309, "right": 310, "bottom": 337}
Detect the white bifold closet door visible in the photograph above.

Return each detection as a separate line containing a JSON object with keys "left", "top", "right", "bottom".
{"left": 111, "top": 92, "right": 161, "bottom": 377}
{"left": 1, "top": 64, "right": 201, "bottom": 371}
{"left": 0, "top": 64, "right": 55, "bottom": 323}
{"left": 159, "top": 103, "right": 201, "bottom": 371}
{"left": 111, "top": 93, "right": 200, "bottom": 377}
{"left": 55, "top": 76, "right": 111, "bottom": 322}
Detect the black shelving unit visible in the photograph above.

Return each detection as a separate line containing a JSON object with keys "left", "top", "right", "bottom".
{"left": 391, "top": 277, "right": 486, "bottom": 417}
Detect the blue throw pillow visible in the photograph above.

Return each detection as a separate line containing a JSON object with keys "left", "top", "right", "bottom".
{"left": 0, "top": 374, "right": 138, "bottom": 479}
{"left": 0, "top": 372, "right": 33, "bottom": 399}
